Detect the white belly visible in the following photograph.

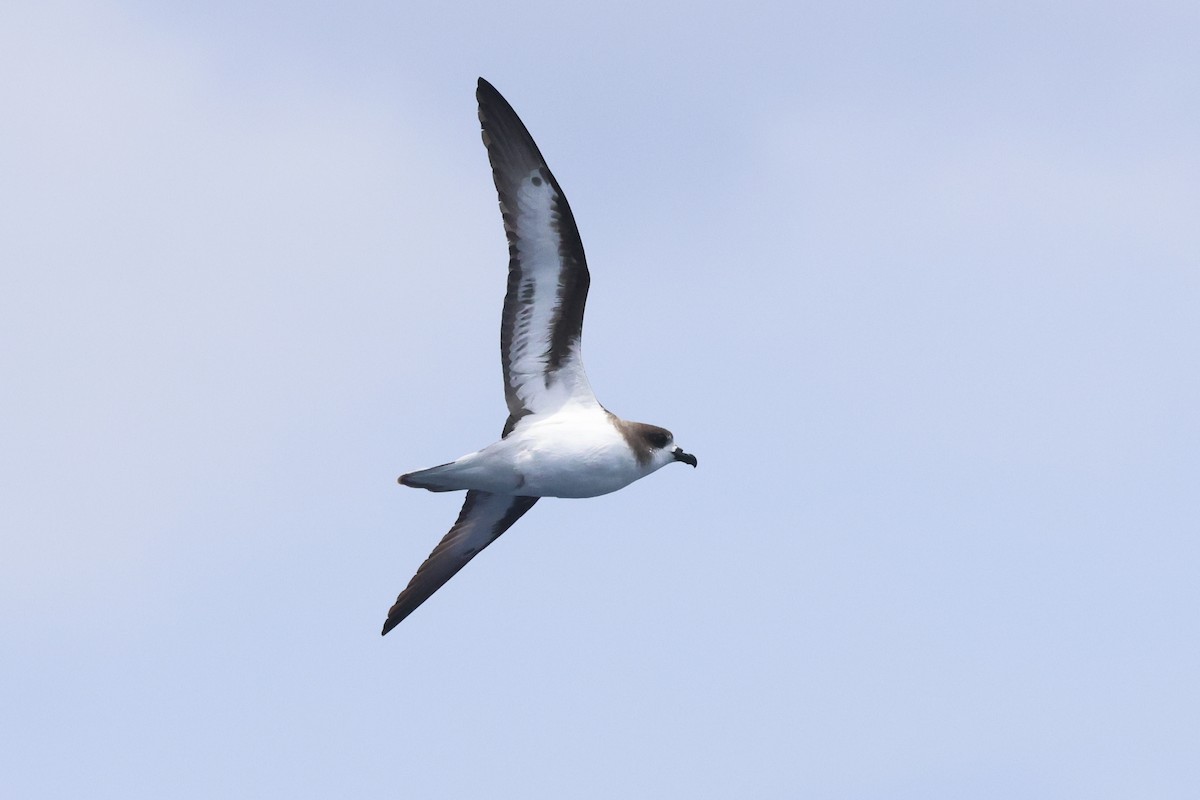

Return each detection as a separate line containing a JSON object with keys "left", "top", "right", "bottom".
{"left": 455, "top": 409, "right": 651, "bottom": 498}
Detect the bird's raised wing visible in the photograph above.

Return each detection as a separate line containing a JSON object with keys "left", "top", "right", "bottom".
{"left": 381, "top": 490, "right": 538, "bottom": 634}
{"left": 477, "top": 78, "right": 597, "bottom": 436}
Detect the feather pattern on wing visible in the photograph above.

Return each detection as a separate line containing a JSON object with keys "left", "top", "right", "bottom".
{"left": 381, "top": 490, "right": 538, "bottom": 634}
{"left": 477, "top": 78, "right": 597, "bottom": 437}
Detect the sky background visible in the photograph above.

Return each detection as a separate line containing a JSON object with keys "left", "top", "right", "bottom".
{"left": 3, "top": 1, "right": 1198, "bottom": 797}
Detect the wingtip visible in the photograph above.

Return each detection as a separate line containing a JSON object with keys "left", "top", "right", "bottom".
{"left": 382, "top": 607, "right": 411, "bottom": 636}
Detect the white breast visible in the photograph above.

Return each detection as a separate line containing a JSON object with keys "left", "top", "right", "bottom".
{"left": 462, "top": 407, "right": 654, "bottom": 498}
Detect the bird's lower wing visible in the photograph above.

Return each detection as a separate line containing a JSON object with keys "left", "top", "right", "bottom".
{"left": 381, "top": 490, "right": 539, "bottom": 635}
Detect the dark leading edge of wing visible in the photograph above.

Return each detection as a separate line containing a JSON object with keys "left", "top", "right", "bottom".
{"left": 381, "top": 491, "right": 538, "bottom": 635}
{"left": 476, "top": 78, "right": 591, "bottom": 435}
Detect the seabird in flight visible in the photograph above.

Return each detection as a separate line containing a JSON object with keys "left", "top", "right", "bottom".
{"left": 382, "top": 78, "right": 696, "bottom": 635}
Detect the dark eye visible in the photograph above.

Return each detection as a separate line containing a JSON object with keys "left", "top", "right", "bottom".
{"left": 648, "top": 432, "right": 670, "bottom": 449}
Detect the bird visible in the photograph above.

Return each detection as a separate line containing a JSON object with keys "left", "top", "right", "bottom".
{"left": 381, "top": 78, "right": 697, "bottom": 635}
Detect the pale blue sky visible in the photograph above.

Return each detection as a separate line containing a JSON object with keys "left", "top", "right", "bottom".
{"left": 3, "top": 1, "right": 1198, "bottom": 797}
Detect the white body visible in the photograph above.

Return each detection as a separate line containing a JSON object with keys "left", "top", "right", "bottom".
{"left": 410, "top": 404, "right": 675, "bottom": 498}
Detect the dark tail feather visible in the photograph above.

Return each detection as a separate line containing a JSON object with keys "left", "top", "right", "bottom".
{"left": 398, "top": 462, "right": 458, "bottom": 492}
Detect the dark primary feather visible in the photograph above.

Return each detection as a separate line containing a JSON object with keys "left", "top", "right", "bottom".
{"left": 381, "top": 490, "right": 538, "bottom": 634}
